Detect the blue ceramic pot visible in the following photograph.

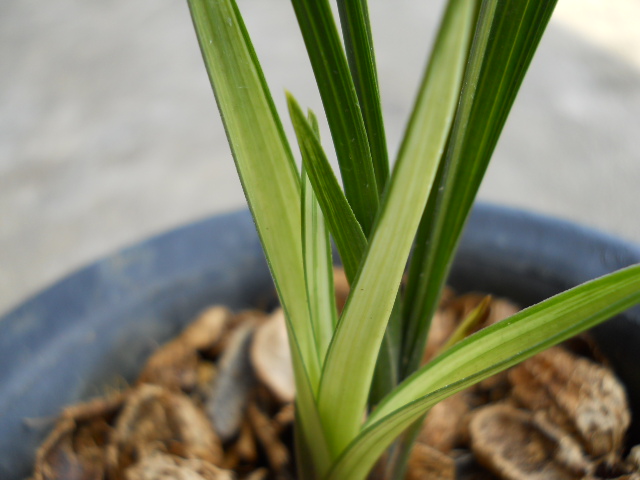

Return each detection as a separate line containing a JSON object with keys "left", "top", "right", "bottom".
{"left": 1, "top": 203, "right": 639, "bottom": 479}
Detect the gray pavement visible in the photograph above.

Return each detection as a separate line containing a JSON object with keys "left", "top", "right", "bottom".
{"left": 2, "top": 0, "right": 639, "bottom": 316}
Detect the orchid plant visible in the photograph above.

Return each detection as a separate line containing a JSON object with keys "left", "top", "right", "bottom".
{"left": 187, "top": 0, "right": 640, "bottom": 478}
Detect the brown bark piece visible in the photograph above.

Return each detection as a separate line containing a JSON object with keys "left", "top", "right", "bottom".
{"left": 273, "top": 403, "right": 295, "bottom": 433}
{"left": 469, "top": 404, "right": 592, "bottom": 480}
{"left": 179, "top": 306, "right": 234, "bottom": 351}
{"left": 137, "top": 307, "right": 233, "bottom": 391}
{"left": 423, "top": 303, "right": 459, "bottom": 363}
{"left": 243, "top": 468, "right": 268, "bottom": 480}
{"left": 485, "top": 297, "right": 520, "bottom": 326}
{"left": 455, "top": 452, "right": 501, "bottom": 480}
{"left": 250, "top": 308, "right": 295, "bottom": 404}
{"left": 137, "top": 342, "right": 199, "bottom": 392}
{"left": 405, "top": 442, "right": 455, "bottom": 480}
{"left": 627, "top": 445, "right": 640, "bottom": 471}
{"left": 32, "top": 394, "right": 124, "bottom": 480}
{"left": 61, "top": 393, "right": 125, "bottom": 421}
{"left": 234, "top": 421, "right": 258, "bottom": 464}
{"left": 220, "top": 447, "right": 240, "bottom": 472}
{"left": 474, "top": 370, "right": 512, "bottom": 405}
{"left": 108, "top": 384, "right": 222, "bottom": 478}
{"left": 32, "top": 418, "right": 105, "bottom": 480}
{"left": 417, "top": 391, "right": 473, "bottom": 454}
{"left": 124, "top": 452, "right": 234, "bottom": 480}
{"left": 509, "top": 346, "right": 630, "bottom": 458}
{"left": 193, "top": 360, "right": 218, "bottom": 402}
{"left": 530, "top": 411, "right": 595, "bottom": 475}
{"left": 247, "top": 403, "right": 289, "bottom": 473}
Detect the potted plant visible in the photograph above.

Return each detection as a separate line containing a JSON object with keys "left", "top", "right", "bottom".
{"left": 1, "top": 0, "right": 639, "bottom": 479}
{"left": 184, "top": 0, "right": 640, "bottom": 477}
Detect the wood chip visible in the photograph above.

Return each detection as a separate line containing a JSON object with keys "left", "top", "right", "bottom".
{"left": 243, "top": 468, "right": 268, "bottom": 480}
{"left": 61, "top": 393, "right": 125, "bottom": 421}
{"left": 455, "top": 452, "right": 501, "bottom": 480}
{"left": 485, "top": 297, "right": 520, "bottom": 326}
{"left": 406, "top": 442, "right": 455, "bottom": 480}
{"left": 250, "top": 309, "right": 295, "bottom": 403}
{"left": 32, "top": 394, "right": 124, "bottom": 480}
{"left": 192, "top": 360, "right": 218, "bottom": 402}
{"left": 417, "top": 392, "right": 473, "bottom": 454}
{"left": 473, "top": 370, "right": 512, "bottom": 405}
{"left": 180, "top": 306, "right": 234, "bottom": 351}
{"left": 32, "top": 418, "right": 106, "bottom": 480}
{"left": 108, "top": 384, "right": 222, "bottom": 477}
{"left": 137, "top": 307, "right": 232, "bottom": 391}
{"left": 423, "top": 303, "right": 459, "bottom": 363}
{"left": 234, "top": 421, "right": 258, "bottom": 464}
{"left": 509, "top": 346, "right": 630, "bottom": 458}
{"left": 469, "top": 404, "right": 592, "bottom": 480}
{"left": 627, "top": 445, "right": 640, "bottom": 471}
{"left": 137, "top": 342, "right": 199, "bottom": 392}
{"left": 124, "top": 452, "right": 234, "bottom": 480}
{"left": 247, "top": 402, "right": 289, "bottom": 473}
{"left": 273, "top": 403, "right": 295, "bottom": 434}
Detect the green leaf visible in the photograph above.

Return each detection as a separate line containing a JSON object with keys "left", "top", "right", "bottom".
{"left": 402, "top": 0, "right": 559, "bottom": 377}
{"left": 317, "top": 0, "right": 479, "bottom": 458}
{"left": 187, "top": 0, "right": 321, "bottom": 386}
{"left": 325, "top": 383, "right": 458, "bottom": 480}
{"left": 288, "top": 326, "right": 333, "bottom": 479}
{"left": 301, "top": 112, "right": 338, "bottom": 362}
{"left": 287, "top": 93, "right": 367, "bottom": 283}
{"left": 327, "top": 264, "right": 640, "bottom": 480}
{"left": 288, "top": 94, "right": 400, "bottom": 409}
{"left": 290, "top": 0, "right": 379, "bottom": 236}
{"left": 336, "top": 0, "right": 389, "bottom": 193}
{"left": 439, "top": 295, "right": 492, "bottom": 354}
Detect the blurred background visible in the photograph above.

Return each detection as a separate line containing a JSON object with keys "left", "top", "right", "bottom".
{"left": 1, "top": 0, "right": 639, "bottom": 316}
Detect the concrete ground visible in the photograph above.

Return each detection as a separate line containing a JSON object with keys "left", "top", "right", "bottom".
{"left": 1, "top": 0, "right": 639, "bottom": 316}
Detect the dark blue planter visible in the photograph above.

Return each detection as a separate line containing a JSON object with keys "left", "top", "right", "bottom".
{"left": 1, "top": 203, "right": 639, "bottom": 479}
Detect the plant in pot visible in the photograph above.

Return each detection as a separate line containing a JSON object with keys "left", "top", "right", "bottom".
{"left": 7, "top": 0, "right": 640, "bottom": 479}
{"left": 181, "top": 0, "right": 640, "bottom": 478}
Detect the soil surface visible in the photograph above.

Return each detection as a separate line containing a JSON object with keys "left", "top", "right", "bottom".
{"left": 29, "top": 271, "right": 640, "bottom": 479}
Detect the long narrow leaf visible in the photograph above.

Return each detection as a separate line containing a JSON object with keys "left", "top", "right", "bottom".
{"left": 376, "top": 265, "right": 640, "bottom": 422}
{"left": 187, "top": 0, "right": 321, "bottom": 385}
{"left": 327, "top": 265, "right": 640, "bottom": 480}
{"left": 337, "top": 0, "right": 389, "bottom": 193}
{"left": 287, "top": 93, "right": 367, "bottom": 283}
{"left": 302, "top": 112, "right": 337, "bottom": 362}
{"left": 402, "top": 0, "right": 558, "bottom": 376}
{"left": 289, "top": 332, "right": 333, "bottom": 478}
{"left": 302, "top": 170, "right": 335, "bottom": 362}
{"left": 290, "top": 0, "right": 379, "bottom": 236}
{"left": 317, "top": 1, "right": 479, "bottom": 457}
{"left": 329, "top": 4, "right": 401, "bottom": 400}
{"left": 288, "top": 95, "right": 401, "bottom": 406}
